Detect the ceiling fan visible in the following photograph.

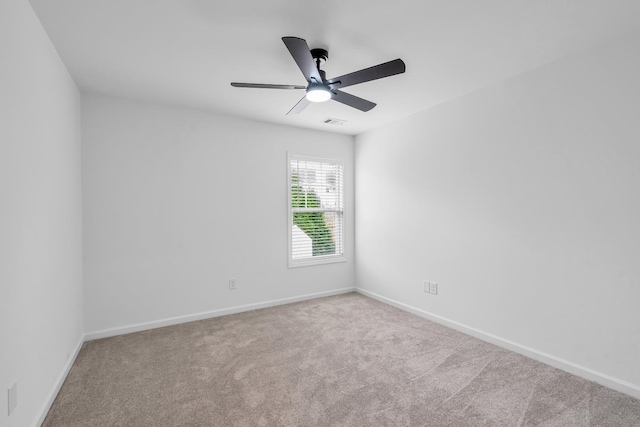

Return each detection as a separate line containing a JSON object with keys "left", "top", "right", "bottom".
{"left": 231, "top": 36, "right": 406, "bottom": 115}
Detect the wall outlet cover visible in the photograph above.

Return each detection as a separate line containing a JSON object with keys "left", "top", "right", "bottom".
{"left": 430, "top": 282, "right": 438, "bottom": 295}
{"left": 8, "top": 383, "right": 17, "bottom": 416}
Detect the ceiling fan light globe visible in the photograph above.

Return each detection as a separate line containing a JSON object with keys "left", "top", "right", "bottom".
{"left": 306, "top": 87, "right": 331, "bottom": 103}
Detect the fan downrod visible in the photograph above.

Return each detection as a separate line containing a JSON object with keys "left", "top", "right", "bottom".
{"left": 310, "top": 48, "right": 329, "bottom": 82}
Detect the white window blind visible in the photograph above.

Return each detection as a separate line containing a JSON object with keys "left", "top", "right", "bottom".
{"left": 288, "top": 155, "right": 344, "bottom": 267}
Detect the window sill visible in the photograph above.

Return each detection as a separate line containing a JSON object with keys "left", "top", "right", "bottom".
{"left": 288, "top": 255, "right": 347, "bottom": 268}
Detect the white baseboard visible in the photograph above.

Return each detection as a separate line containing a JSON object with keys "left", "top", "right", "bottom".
{"left": 356, "top": 288, "right": 640, "bottom": 400}
{"left": 34, "top": 333, "right": 85, "bottom": 427}
{"left": 85, "top": 287, "right": 356, "bottom": 341}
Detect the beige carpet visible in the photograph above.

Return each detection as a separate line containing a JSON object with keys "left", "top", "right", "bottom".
{"left": 44, "top": 293, "right": 640, "bottom": 426}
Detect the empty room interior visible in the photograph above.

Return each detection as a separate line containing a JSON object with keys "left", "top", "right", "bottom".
{"left": 3, "top": 0, "right": 640, "bottom": 426}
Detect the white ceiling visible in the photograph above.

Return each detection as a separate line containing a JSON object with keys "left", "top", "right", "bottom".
{"left": 28, "top": 0, "right": 640, "bottom": 135}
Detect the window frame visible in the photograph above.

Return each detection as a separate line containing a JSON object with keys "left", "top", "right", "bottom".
{"left": 287, "top": 153, "right": 346, "bottom": 268}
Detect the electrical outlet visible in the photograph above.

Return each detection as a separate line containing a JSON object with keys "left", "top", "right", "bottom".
{"left": 424, "top": 281, "right": 439, "bottom": 295}
{"left": 8, "top": 383, "right": 17, "bottom": 416}
{"left": 430, "top": 282, "right": 438, "bottom": 295}
{"left": 228, "top": 278, "right": 237, "bottom": 290}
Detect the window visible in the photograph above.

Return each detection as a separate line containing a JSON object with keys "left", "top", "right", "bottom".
{"left": 288, "top": 154, "right": 345, "bottom": 267}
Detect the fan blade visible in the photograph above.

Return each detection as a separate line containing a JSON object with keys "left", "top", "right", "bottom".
{"left": 231, "top": 83, "right": 305, "bottom": 89}
{"left": 327, "top": 59, "right": 405, "bottom": 89}
{"left": 286, "top": 96, "right": 311, "bottom": 115}
{"left": 282, "top": 37, "right": 323, "bottom": 84}
{"left": 331, "top": 90, "right": 376, "bottom": 112}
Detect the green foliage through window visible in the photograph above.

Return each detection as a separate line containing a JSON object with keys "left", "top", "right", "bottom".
{"left": 291, "top": 174, "right": 336, "bottom": 256}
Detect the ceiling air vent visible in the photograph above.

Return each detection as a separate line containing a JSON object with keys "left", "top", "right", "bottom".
{"left": 322, "top": 118, "right": 347, "bottom": 126}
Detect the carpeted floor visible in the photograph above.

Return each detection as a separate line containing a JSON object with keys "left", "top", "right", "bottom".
{"left": 44, "top": 292, "right": 640, "bottom": 426}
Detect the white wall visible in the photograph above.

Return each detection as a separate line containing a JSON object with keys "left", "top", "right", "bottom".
{"left": 82, "top": 95, "right": 355, "bottom": 334}
{"left": 355, "top": 32, "right": 640, "bottom": 392}
{"left": 0, "top": 1, "right": 83, "bottom": 426}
